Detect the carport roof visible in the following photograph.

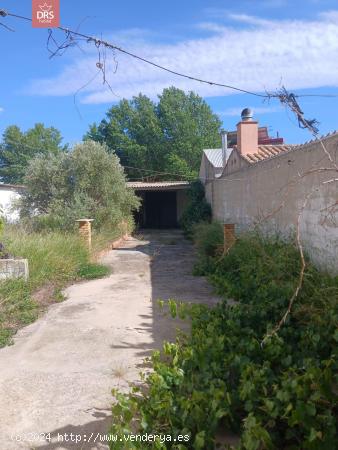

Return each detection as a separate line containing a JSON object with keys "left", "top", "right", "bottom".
{"left": 127, "top": 181, "right": 190, "bottom": 191}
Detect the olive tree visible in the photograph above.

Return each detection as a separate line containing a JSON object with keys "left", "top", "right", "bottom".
{"left": 20, "top": 140, "right": 139, "bottom": 230}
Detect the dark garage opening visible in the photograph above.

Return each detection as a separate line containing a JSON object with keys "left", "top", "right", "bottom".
{"left": 136, "top": 191, "right": 178, "bottom": 229}
{"left": 129, "top": 181, "right": 189, "bottom": 230}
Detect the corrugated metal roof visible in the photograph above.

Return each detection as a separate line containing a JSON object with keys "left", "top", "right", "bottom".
{"left": 0, "top": 183, "right": 25, "bottom": 191}
{"left": 203, "top": 148, "right": 226, "bottom": 168}
{"left": 127, "top": 181, "right": 190, "bottom": 191}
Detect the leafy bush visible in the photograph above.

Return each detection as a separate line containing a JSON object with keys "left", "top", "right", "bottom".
{"left": 179, "top": 181, "right": 211, "bottom": 238}
{"left": 192, "top": 221, "right": 223, "bottom": 275}
{"left": 19, "top": 140, "right": 140, "bottom": 230}
{"left": 109, "top": 234, "right": 338, "bottom": 449}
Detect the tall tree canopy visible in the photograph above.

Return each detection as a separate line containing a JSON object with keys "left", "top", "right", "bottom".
{"left": 85, "top": 87, "right": 222, "bottom": 180}
{"left": 0, "top": 123, "right": 67, "bottom": 184}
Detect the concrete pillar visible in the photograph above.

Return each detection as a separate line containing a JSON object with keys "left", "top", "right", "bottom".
{"left": 224, "top": 224, "right": 236, "bottom": 253}
{"left": 76, "top": 219, "right": 93, "bottom": 250}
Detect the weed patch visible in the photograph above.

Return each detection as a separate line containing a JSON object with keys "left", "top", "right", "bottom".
{"left": 77, "top": 263, "right": 110, "bottom": 280}
{"left": 0, "top": 226, "right": 115, "bottom": 347}
{"left": 109, "top": 228, "right": 338, "bottom": 449}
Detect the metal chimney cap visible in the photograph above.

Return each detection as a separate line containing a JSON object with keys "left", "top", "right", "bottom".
{"left": 241, "top": 108, "right": 253, "bottom": 121}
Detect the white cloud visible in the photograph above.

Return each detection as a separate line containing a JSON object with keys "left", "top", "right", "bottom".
{"left": 0, "top": 107, "right": 3, "bottom": 113}
{"left": 217, "top": 106, "right": 280, "bottom": 117}
{"left": 197, "top": 22, "right": 228, "bottom": 33}
{"left": 319, "top": 10, "right": 338, "bottom": 21}
{"left": 27, "top": 11, "right": 338, "bottom": 104}
{"left": 227, "top": 14, "right": 274, "bottom": 27}
{"left": 204, "top": 1, "right": 287, "bottom": 19}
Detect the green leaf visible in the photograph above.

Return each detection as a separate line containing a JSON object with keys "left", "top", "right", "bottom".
{"left": 194, "top": 431, "right": 206, "bottom": 450}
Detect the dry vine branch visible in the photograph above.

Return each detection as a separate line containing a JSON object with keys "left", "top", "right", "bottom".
{"left": 257, "top": 165, "right": 338, "bottom": 226}
{"left": 260, "top": 123, "right": 337, "bottom": 343}
{"left": 276, "top": 87, "right": 320, "bottom": 134}
{"left": 261, "top": 188, "right": 317, "bottom": 346}
{"left": 318, "top": 138, "right": 338, "bottom": 171}
{"left": 319, "top": 200, "right": 338, "bottom": 228}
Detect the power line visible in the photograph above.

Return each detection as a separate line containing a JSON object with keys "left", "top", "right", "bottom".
{"left": 123, "top": 165, "right": 195, "bottom": 179}
{"left": 1, "top": 8, "right": 337, "bottom": 140}
{"left": 2, "top": 8, "right": 338, "bottom": 99}
{"left": 0, "top": 9, "right": 264, "bottom": 97}
{"left": 0, "top": 137, "right": 193, "bottom": 180}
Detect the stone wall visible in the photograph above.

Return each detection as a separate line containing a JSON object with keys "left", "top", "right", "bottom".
{"left": 209, "top": 134, "right": 338, "bottom": 274}
{"left": 0, "top": 259, "right": 29, "bottom": 281}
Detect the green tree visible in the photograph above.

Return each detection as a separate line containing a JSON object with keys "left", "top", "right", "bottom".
{"left": 85, "top": 87, "right": 221, "bottom": 180}
{"left": 20, "top": 140, "right": 139, "bottom": 230}
{"left": 0, "top": 123, "right": 67, "bottom": 184}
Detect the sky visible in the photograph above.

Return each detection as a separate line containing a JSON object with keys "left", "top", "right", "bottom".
{"left": 1, "top": 0, "right": 338, "bottom": 146}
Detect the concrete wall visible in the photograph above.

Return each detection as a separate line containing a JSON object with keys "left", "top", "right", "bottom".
{"left": 177, "top": 190, "right": 189, "bottom": 221}
{"left": 199, "top": 155, "right": 216, "bottom": 183}
{"left": 0, "top": 259, "right": 29, "bottom": 281}
{"left": 205, "top": 181, "right": 213, "bottom": 206}
{"left": 223, "top": 147, "right": 249, "bottom": 175}
{"left": 210, "top": 134, "right": 338, "bottom": 274}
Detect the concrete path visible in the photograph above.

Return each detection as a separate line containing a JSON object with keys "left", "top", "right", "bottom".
{"left": 0, "top": 231, "right": 219, "bottom": 449}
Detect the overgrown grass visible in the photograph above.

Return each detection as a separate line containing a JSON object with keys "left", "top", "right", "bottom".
{"left": 109, "top": 224, "right": 338, "bottom": 449}
{"left": 91, "top": 224, "right": 127, "bottom": 255}
{"left": 77, "top": 263, "right": 110, "bottom": 280}
{"left": 0, "top": 225, "right": 121, "bottom": 347}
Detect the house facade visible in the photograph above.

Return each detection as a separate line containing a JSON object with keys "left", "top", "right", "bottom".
{"left": 0, "top": 184, "right": 24, "bottom": 222}
{"left": 200, "top": 108, "right": 338, "bottom": 274}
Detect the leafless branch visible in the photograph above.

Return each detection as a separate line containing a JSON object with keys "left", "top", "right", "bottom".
{"left": 261, "top": 188, "right": 319, "bottom": 345}
{"left": 275, "top": 86, "right": 320, "bottom": 135}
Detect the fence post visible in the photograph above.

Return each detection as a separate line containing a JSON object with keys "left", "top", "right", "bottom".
{"left": 76, "top": 219, "right": 94, "bottom": 250}
{"left": 223, "top": 223, "right": 236, "bottom": 253}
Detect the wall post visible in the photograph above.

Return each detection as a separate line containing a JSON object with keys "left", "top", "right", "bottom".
{"left": 76, "top": 219, "right": 94, "bottom": 251}
{"left": 223, "top": 223, "right": 236, "bottom": 253}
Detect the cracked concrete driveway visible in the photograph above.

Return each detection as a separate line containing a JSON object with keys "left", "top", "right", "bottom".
{"left": 0, "top": 230, "right": 219, "bottom": 449}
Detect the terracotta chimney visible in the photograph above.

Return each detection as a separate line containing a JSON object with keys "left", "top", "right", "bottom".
{"left": 237, "top": 108, "right": 258, "bottom": 156}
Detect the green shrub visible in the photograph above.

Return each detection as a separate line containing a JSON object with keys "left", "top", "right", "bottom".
{"left": 192, "top": 221, "right": 223, "bottom": 275}
{"left": 179, "top": 181, "right": 211, "bottom": 238}
{"left": 20, "top": 140, "right": 140, "bottom": 231}
{"left": 109, "top": 234, "right": 338, "bottom": 449}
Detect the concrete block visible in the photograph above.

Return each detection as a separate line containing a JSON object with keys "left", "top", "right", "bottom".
{"left": 0, "top": 259, "right": 29, "bottom": 281}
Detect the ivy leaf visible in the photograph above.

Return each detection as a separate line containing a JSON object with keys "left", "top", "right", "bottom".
{"left": 194, "top": 431, "right": 206, "bottom": 449}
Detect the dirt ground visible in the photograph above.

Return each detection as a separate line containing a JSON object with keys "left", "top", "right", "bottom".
{"left": 0, "top": 230, "right": 219, "bottom": 449}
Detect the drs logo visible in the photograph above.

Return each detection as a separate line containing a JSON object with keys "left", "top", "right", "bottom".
{"left": 32, "top": 0, "right": 60, "bottom": 28}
